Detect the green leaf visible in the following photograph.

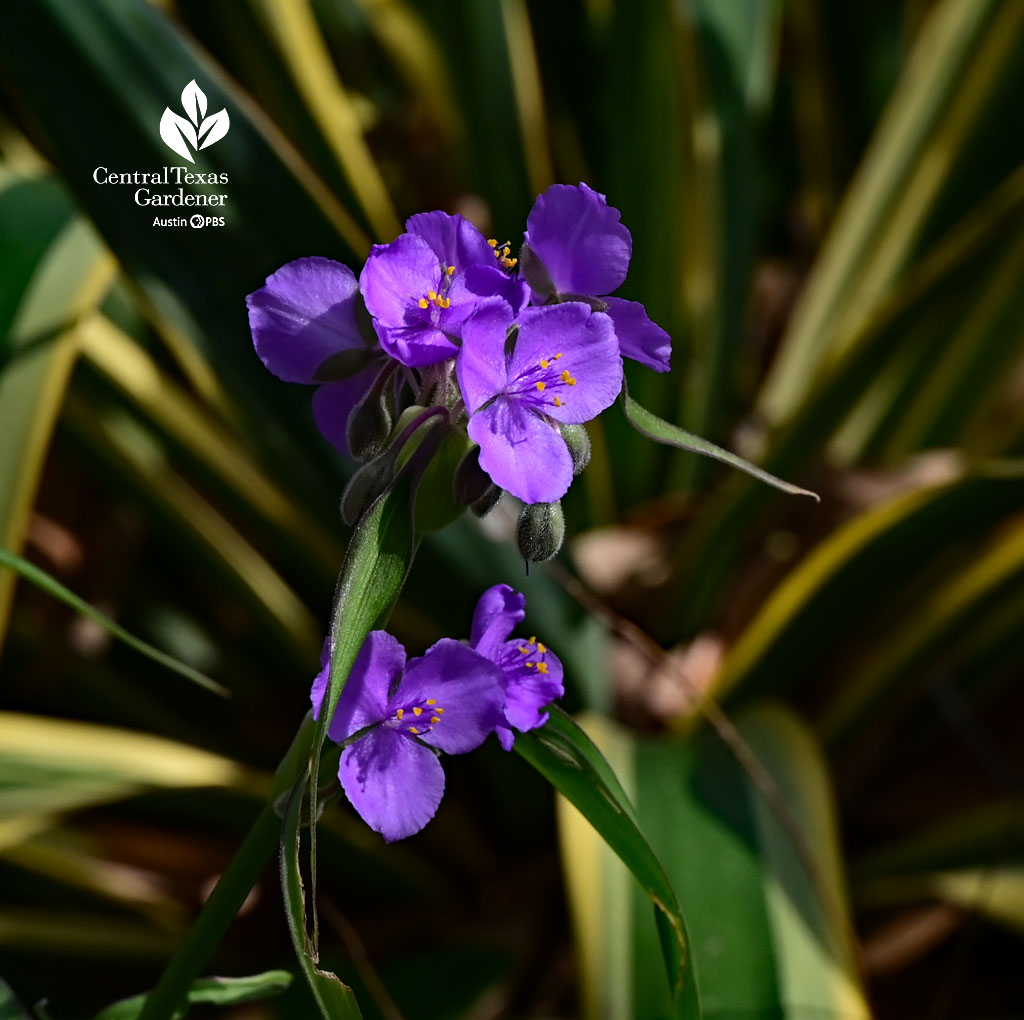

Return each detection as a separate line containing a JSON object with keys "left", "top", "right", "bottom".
{"left": 0, "top": 978, "right": 30, "bottom": 1020}
{"left": 622, "top": 391, "right": 819, "bottom": 500}
{"left": 515, "top": 709, "right": 698, "bottom": 1013}
{"left": 558, "top": 707, "right": 870, "bottom": 1019}
{"left": 0, "top": 546, "right": 227, "bottom": 697}
{"left": 95, "top": 971, "right": 293, "bottom": 1020}
{"left": 760, "top": 0, "right": 1021, "bottom": 422}
{"left": 0, "top": 172, "right": 115, "bottom": 646}
{"left": 280, "top": 773, "right": 363, "bottom": 1020}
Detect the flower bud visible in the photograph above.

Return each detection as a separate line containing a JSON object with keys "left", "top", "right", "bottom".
{"left": 515, "top": 500, "right": 565, "bottom": 563}
{"left": 453, "top": 445, "right": 493, "bottom": 506}
{"left": 470, "top": 484, "right": 502, "bottom": 518}
{"left": 340, "top": 456, "right": 393, "bottom": 526}
{"left": 559, "top": 423, "right": 591, "bottom": 476}
{"left": 346, "top": 366, "right": 394, "bottom": 462}
{"left": 518, "top": 241, "right": 555, "bottom": 301}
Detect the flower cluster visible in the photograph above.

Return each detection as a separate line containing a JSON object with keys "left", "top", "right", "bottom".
{"left": 247, "top": 183, "right": 670, "bottom": 522}
{"left": 312, "top": 585, "right": 562, "bottom": 842}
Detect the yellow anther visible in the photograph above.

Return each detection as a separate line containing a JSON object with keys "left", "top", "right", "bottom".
{"left": 518, "top": 645, "right": 530, "bottom": 654}
{"left": 430, "top": 716, "right": 440, "bottom": 724}
{"left": 553, "top": 396, "right": 563, "bottom": 407}
{"left": 396, "top": 708, "right": 404, "bottom": 719}
{"left": 446, "top": 265, "right": 455, "bottom": 275}
{"left": 427, "top": 290, "right": 437, "bottom": 301}
{"left": 426, "top": 699, "right": 436, "bottom": 706}
{"left": 568, "top": 376, "right": 577, "bottom": 386}
{"left": 413, "top": 706, "right": 423, "bottom": 716}
{"left": 554, "top": 353, "right": 563, "bottom": 360}
{"left": 506, "top": 257, "right": 518, "bottom": 267}
{"left": 537, "top": 662, "right": 549, "bottom": 674}
{"left": 536, "top": 381, "right": 546, "bottom": 391}
{"left": 540, "top": 359, "right": 549, "bottom": 369}
{"left": 502, "top": 246, "right": 511, "bottom": 256}
{"left": 436, "top": 707, "right": 444, "bottom": 714}
{"left": 418, "top": 298, "right": 429, "bottom": 309}
{"left": 442, "top": 297, "right": 451, "bottom": 308}
{"left": 487, "top": 238, "right": 498, "bottom": 247}
{"left": 561, "top": 369, "right": 570, "bottom": 382}
{"left": 409, "top": 726, "right": 419, "bottom": 734}
{"left": 529, "top": 636, "right": 536, "bottom": 643}
{"left": 537, "top": 642, "right": 546, "bottom": 653}
{"left": 434, "top": 296, "right": 445, "bottom": 307}
{"left": 525, "top": 662, "right": 536, "bottom": 668}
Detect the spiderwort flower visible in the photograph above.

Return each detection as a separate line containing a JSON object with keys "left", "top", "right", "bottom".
{"left": 469, "top": 584, "right": 564, "bottom": 751}
{"left": 523, "top": 183, "right": 672, "bottom": 373}
{"left": 246, "top": 257, "right": 388, "bottom": 455}
{"left": 456, "top": 297, "right": 623, "bottom": 503}
{"left": 361, "top": 211, "right": 528, "bottom": 368}
{"left": 312, "top": 632, "right": 504, "bottom": 842}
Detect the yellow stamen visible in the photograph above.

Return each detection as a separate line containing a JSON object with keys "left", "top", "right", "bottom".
{"left": 529, "top": 636, "right": 536, "bottom": 643}
{"left": 418, "top": 298, "right": 429, "bottom": 309}
{"left": 408, "top": 726, "right": 419, "bottom": 734}
{"left": 502, "top": 246, "right": 511, "bottom": 256}
{"left": 446, "top": 265, "right": 455, "bottom": 275}
{"left": 540, "top": 359, "right": 549, "bottom": 369}
{"left": 413, "top": 706, "right": 423, "bottom": 716}
{"left": 537, "top": 642, "right": 546, "bottom": 653}
{"left": 553, "top": 396, "right": 563, "bottom": 406}
{"left": 518, "top": 645, "right": 530, "bottom": 654}
{"left": 434, "top": 296, "right": 445, "bottom": 307}
{"left": 554, "top": 353, "right": 563, "bottom": 360}
{"left": 487, "top": 238, "right": 498, "bottom": 247}
{"left": 396, "top": 708, "right": 404, "bottom": 719}
{"left": 426, "top": 699, "right": 436, "bottom": 706}
{"left": 568, "top": 377, "right": 577, "bottom": 386}
{"left": 436, "top": 707, "right": 444, "bottom": 714}
{"left": 537, "top": 662, "right": 549, "bottom": 674}
{"left": 427, "top": 290, "right": 437, "bottom": 301}
{"left": 536, "top": 381, "right": 546, "bottom": 391}
{"left": 442, "top": 297, "right": 450, "bottom": 308}
{"left": 430, "top": 716, "right": 440, "bottom": 724}
{"left": 525, "top": 662, "right": 536, "bottom": 668}
{"left": 561, "top": 369, "right": 570, "bottom": 382}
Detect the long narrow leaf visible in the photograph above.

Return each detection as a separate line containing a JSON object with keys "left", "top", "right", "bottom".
{"left": 0, "top": 546, "right": 227, "bottom": 696}
{"left": 622, "top": 391, "right": 819, "bottom": 500}
{"left": 515, "top": 709, "right": 697, "bottom": 1012}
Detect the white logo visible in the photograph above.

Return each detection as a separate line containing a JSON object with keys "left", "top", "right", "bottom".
{"left": 160, "top": 80, "right": 230, "bottom": 164}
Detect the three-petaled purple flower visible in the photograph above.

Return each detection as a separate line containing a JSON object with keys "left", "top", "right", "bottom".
{"left": 470, "top": 583, "right": 564, "bottom": 751}
{"left": 312, "top": 585, "right": 563, "bottom": 841}
{"left": 312, "top": 632, "right": 504, "bottom": 842}
{"left": 360, "top": 211, "right": 528, "bottom": 368}
{"left": 524, "top": 183, "right": 671, "bottom": 373}
{"left": 457, "top": 297, "right": 622, "bottom": 503}
{"left": 246, "top": 257, "right": 386, "bottom": 455}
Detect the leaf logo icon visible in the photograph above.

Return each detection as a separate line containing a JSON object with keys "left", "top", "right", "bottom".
{"left": 160, "top": 80, "right": 230, "bottom": 163}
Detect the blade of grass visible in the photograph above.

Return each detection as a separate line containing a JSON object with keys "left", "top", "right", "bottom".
{"left": 760, "top": 0, "right": 1018, "bottom": 422}
{"left": 0, "top": 175, "right": 116, "bottom": 647}
{"left": 498, "top": 0, "right": 554, "bottom": 197}
{"left": 252, "top": 0, "right": 401, "bottom": 241}
{"left": 77, "top": 314, "right": 344, "bottom": 575}
{"left": 0, "top": 547, "right": 227, "bottom": 696}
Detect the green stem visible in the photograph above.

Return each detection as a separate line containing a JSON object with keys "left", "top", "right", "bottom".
{"left": 137, "top": 716, "right": 315, "bottom": 1020}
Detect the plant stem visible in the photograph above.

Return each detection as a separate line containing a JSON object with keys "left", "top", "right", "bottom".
{"left": 137, "top": 716, "right": 315, "bottom": 1020}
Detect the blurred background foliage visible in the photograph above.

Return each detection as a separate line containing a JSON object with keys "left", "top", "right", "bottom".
{"left": 0, "top": 0, "right": 1023, "bottom": 1016}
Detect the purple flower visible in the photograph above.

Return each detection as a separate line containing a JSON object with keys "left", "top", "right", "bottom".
{"left": 524, "top": 183, "right": 671, "bottom": 373}
{"left": 456, "top": 298, "right": 622, "bottom": 503}
{"left": 311, "top": 631, "right": 504, "bottom": 842}
{"left": 469, "top": 584, "right": 564, "bottom": 751}
{"left": 246, "top": 256, "right": 386, "bottom": 456}
{"left": 360, "top": 211, "right": 528, "bottom": 368}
